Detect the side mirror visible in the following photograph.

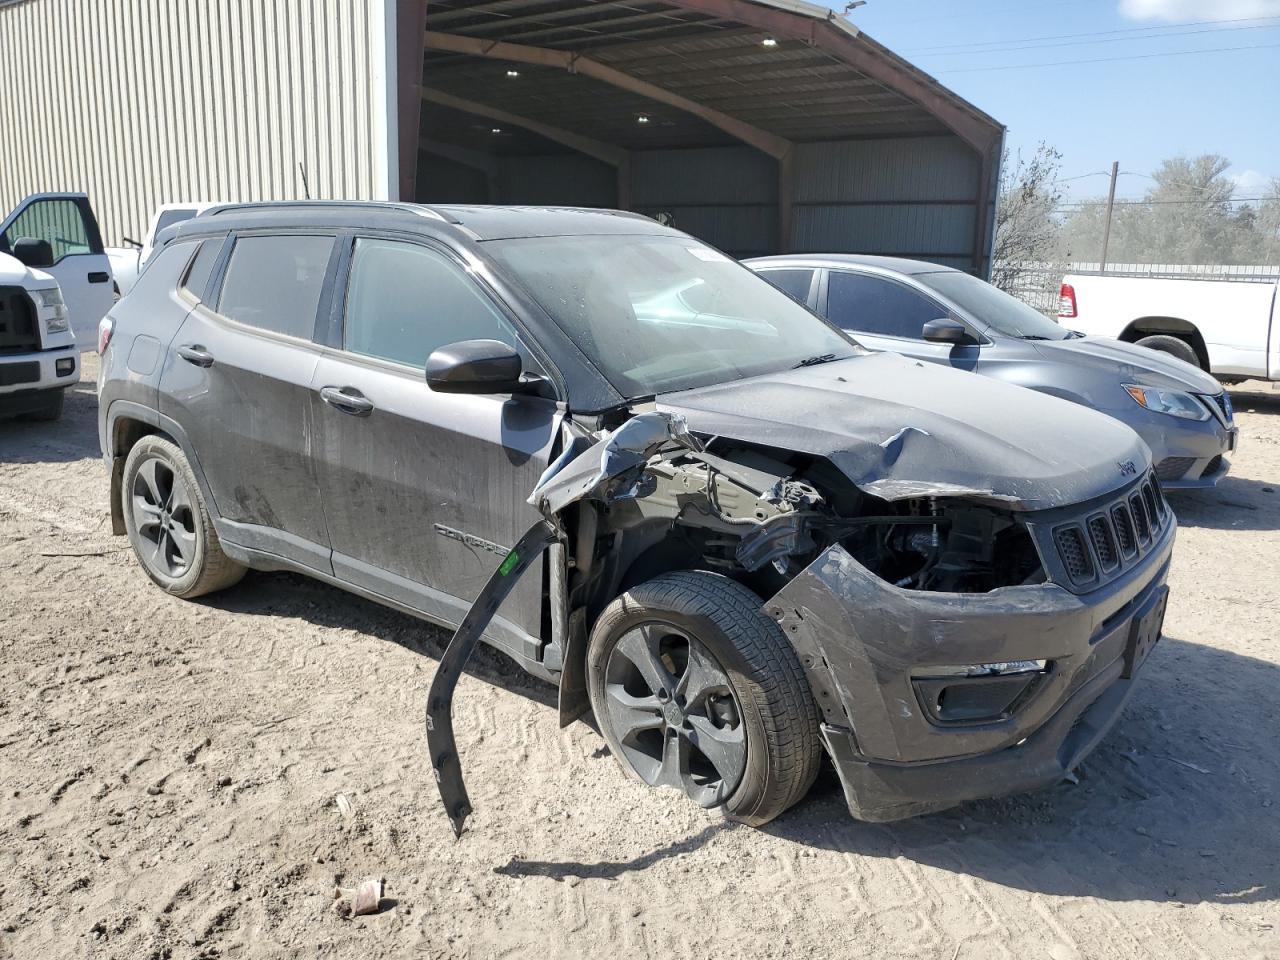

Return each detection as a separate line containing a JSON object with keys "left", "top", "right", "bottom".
{"left": 425, "top": 339, "right": 526, "bottom": 394}
{"left": 921, "top": 318, "right": 975, "bottom": 345}
{"left": 12, "top": 237, "right": 54, "bottom": 269}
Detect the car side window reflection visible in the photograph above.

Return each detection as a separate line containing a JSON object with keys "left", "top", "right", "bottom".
{"left": 343, "top": 238, "right": 518, "bottom": 369}
{"left": 217, "top": 234, "right": 334, "bottom": 339}
{"left": 825, "top": 271, "right": 946, "bottom": 340}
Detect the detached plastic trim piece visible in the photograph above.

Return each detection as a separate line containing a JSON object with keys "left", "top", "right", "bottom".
{"left": 425, "top": 519, "right": 558, "bottom": 838}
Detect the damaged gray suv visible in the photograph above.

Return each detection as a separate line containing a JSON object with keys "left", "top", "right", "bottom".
{"left": 98, "top": 202, "right": 1173, "bottom": 827}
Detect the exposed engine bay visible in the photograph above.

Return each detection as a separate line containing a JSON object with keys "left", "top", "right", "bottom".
{"left": 589, "top": 440, "right": 1047, "bottom": 602}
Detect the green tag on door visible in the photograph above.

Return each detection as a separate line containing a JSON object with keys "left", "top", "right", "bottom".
{"left": 498, "top": 551, "right": 520, "bottom": 576}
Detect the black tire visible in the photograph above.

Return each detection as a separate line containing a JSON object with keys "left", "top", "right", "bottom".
{"left": 1136, "top": 334, "right": 1201, "bottom": 369}
{"left": 586, "top": 571, "right": 822, "bottom": 826}
{"left": 19, "top": 389, "right": 64, "bottom": 422}
{"left": 121, "top": 434, "right": 246, "bottom": 598}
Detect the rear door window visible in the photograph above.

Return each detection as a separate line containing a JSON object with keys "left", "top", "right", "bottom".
{"left": 342, "top": 238, "right": 518, "bottom": 368}
{"left": 216, "top": 235, "right": 334, "bottom": 340}
{"left": 756, "top": 268, "right": 815, "bottom": 305}
{"left": 824, "top": 271, "right": 946, "bottom": 340}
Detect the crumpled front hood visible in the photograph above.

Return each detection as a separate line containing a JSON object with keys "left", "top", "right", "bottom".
{"left": 1034, "top": 335, "right": 1221, "bottom": 394}
{"left": 660, "top": 352, "right": 1149, "bottom": 511}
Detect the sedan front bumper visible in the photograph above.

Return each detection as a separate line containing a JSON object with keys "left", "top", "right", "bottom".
{"left": 1143, "top": 395, "right": 1236, "bottom": 490}
{"left": 765, "top": 504, "right": 1174, "bottom": 822}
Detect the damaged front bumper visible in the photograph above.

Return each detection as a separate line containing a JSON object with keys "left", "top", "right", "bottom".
{"left": 766, "top": 510, "right": 1174, "bottom": 823}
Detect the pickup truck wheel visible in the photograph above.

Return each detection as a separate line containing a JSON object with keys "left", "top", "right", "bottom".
{"left": 19, "top": 389, "right": 64, "bottom": 422}
{"left": 586, "top": 571, "right": 821, "bottom": 826}
{"left": 1136, "top": 334, "right": 1201, "bottom": 369}
{"left": 121, "top": 435, "right": 246, "bottom": 598}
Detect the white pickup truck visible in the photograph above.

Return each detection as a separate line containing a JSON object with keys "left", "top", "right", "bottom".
{"left": 106, "top": 202, "right": 215, "bottom": 298}
{"left": 0, "top": 193, "right": 115, "bottom": 420}
{"left": 1059, "top": 273, "right": 1279, "bottom": 383}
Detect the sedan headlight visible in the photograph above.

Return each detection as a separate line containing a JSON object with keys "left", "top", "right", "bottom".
{"left": 33, "top": 287, "right": 70, "bottom": 333}
{"left": 1123, "top": 384, "right": 1210, "bottom": 421}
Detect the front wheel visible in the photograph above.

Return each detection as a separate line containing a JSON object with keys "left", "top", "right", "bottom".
{"left": 121, "top": 435, "right": 246, "bottom": 598}
{"left": 586, "top": 571, "right": 822, "bottom": 826}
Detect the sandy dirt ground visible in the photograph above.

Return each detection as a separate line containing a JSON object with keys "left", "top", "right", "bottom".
{"left": 1, "top": 354, "right": 1278, "bottom": 960}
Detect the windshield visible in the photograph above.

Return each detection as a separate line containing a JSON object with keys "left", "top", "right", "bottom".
{"left": 487, "top": 234, "right": 861, "bottom": 397}
{"left": 917, "top": 271, "right": 1074, "bottom": 341}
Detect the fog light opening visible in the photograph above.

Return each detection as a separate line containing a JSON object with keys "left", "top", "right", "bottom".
{"left": 55, "top": 358, "right": 76, "bottom": 377}
{"left": 913, "top": 661, "right": 1050, "bottom": 726}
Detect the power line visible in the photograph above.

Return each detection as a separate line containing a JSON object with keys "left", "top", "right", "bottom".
{"left": 913, "top": 21, "right": 1280, "bottom": 57}
{"left": 905, "top": 15, "right": 1280, "bottom": 53}
{"left": 934, "top": 41, "right": 1280, "bottom": 73}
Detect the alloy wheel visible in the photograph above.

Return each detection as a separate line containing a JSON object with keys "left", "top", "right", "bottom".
{"left": 601, "top": 622, "right": 747, "bottom": 807}
{"left": 131, "top": 456, "right": 199, "bottom": 579}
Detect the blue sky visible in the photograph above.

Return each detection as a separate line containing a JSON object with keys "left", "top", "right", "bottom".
{"left": 844, "top": 0, "right": 1280, "bottom": 201}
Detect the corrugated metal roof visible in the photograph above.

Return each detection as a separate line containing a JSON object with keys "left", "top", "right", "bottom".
{"left": 420, "top": 0, "right": 1001, "bottom": 152}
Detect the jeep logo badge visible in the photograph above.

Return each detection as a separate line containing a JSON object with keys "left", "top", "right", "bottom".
{"left": 1118, "top": 460, "right": 1137, "bottom": 477}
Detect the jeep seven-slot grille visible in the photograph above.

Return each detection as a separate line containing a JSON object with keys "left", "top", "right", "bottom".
{"left": 1051, "top": 473, "right": 1167, "bottom": 588}
{"left": 1130, "top": 493, "right": 1150, "bottom": 541}
{"left": 1087, "top": 516, "right": 1118, "bottom": 570}
{"left": 1055, "top": 526, "right": 1093, "bottom": 581}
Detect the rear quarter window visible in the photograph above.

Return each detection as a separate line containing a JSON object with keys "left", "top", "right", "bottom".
{"left": 179, "top": 237, "right": 224, "bottom": 301}
{"left": 128, "top": 241, "right": 199, "bottom": 300}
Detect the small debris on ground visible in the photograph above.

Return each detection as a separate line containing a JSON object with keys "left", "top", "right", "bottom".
{"left": 332, "top": 878, "right": 385, "bottom": 919}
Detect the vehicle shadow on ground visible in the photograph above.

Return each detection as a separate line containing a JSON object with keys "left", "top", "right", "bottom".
{"left": 0, "top": 379, "right": 100, "bottom": 464}
{"left": 203, "top": 569, "right": 560, "bottom": 709}
{"left": 485, "top": 635, "right": 1279, "bottom": 906}
{"left": 1228, "top": 385, "right": 1280, "bottom": 415}
{"left": 759, "top": 633, "right": 1279, "bottom": 907}
{"left": 1168, "top": 476, "right": 1280, "bottom": 531}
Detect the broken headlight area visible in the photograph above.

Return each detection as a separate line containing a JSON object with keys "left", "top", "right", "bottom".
{"left": 594, "top": 441, "right": 1047, "bottom": 597}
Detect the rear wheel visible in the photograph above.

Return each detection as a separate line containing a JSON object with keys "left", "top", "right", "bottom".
{"left": 121, "top": 435, "right": 246, "bottom": 598}
{"left": 586, "top": 571, "right": 821, "bottom": 826}
{"left": 1136, "top": 334, "right": 1201, "bottom": 369}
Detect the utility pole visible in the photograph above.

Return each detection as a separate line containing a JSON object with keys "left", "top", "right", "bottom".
{"left": 1099, "top": 160, "right": 1119, "bottom": 273}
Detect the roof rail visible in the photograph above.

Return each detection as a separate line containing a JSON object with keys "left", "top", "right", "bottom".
{"left": 202, "top": 200, "right": 456, "bottom": 223}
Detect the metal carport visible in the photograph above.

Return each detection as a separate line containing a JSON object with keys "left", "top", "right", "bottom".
{"left": 396, "top": 0, "right": 1004, "bottom": 275}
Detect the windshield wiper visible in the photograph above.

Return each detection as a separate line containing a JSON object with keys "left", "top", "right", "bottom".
{"left": 1021, "top": 335, "right": 1052, "bottom": 341}
{"left": 793, "top": 353, "right": 840, "bottom": 368}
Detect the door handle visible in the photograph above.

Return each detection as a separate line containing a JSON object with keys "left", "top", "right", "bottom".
{"left": 88, "top": 271, "right": 111, "bottom": 284}
{"left": 319, "top": 386, "right": 374, "bottom": 417}
{"left": 176, "top": 344, "right": 215, "bottom": 367}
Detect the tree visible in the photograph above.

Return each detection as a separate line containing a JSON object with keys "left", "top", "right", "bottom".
{"left": 1257, "top": 178, "right": 1280, "bottom": 263}
{"left": 990, "top": 143, "right": 1063, "bottom": 292}
{"left": 1057, "top": 154, "right": 1271, "bottom": 265}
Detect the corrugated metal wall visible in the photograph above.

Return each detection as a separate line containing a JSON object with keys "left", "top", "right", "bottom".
{"left": 499, "top": 154, "right": 615, "bottom": 207}
{"left": 0, "top": 0, "right": 390, "bottom": 246}
{"left": 630, "top": 146, "right": 778, "bottom": 259}
{"left": 792, "top": 135, "right": 979, "bottom": 266}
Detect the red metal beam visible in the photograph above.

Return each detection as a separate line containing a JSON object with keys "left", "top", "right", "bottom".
{"left": 424, "top": 30, "right": 793, "bottom": 159}
{"left": 397, "top": 0, "right": 431, "bottom": 200}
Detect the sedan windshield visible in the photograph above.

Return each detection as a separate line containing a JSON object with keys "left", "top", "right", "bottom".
{"left": 487, "top": 234, "right": 861, "bottom": 397}
{"left": 917, "top": 270, "right": 1074, "bottom": 341}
